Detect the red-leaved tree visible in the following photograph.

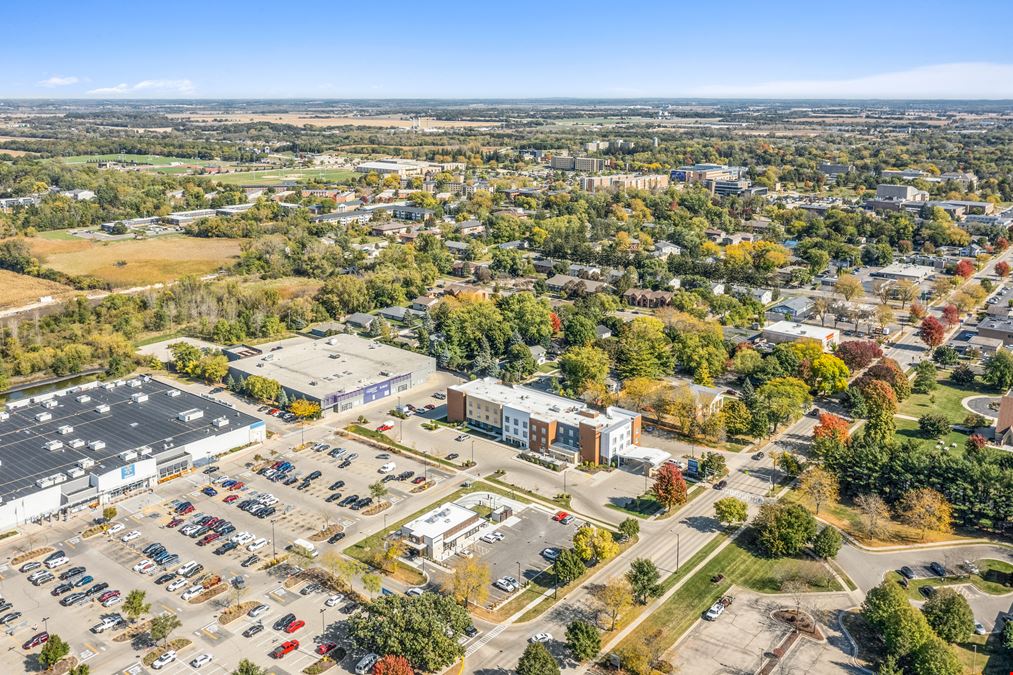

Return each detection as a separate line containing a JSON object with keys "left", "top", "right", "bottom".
{"left": 651, "top": 463, "right": 688, "bottom": 512}
{"left": 941, "top": 304, "right": 960, "bottom": 327}
{"left": 918, "top": 316, "right": 946, "bottom": 348}
{"left": 835, "top": 340, "right": 883, "bottom": 370}
{"left": 814, "top": 412, "right": 850, "bottom": 444}
{"left": 373, "top": 654, "right": 413, "bottom": 675}
{"left": 997, "top": 260, "right": 1011, "bottom": 278}
{"left": 954, "top": 260, "right": 975, "bottom": 279}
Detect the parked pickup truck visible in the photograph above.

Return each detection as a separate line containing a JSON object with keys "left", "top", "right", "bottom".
{"left": 704, "top": 595, "right": 734, "bottom": 621}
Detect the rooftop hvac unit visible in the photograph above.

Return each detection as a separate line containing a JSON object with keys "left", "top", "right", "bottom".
{"left": 77, "top": 458, "right": 93, "bottom": 469}
{"left": 120, "top": 450, "right": 137, "bottom": 461}
{"left": 42, "top": 399, "right": 58, "bottom": 409}
{"left": 35, "top": 412, "right": 52, "bottom": 422}
{"left": 36, "top": 477, "right": 54, "bottom": 489}
{"left": 103, "top": 383, "right": 116, "bottom": 390}
{"left": 95, "top": 404, "right": 110, "bottom": 414}
{"left": 212, "top": 416, "right": 229, "bottom": 428}
{"left": 43, "top": 440, "right": 64, "bottom": 452}
{"left": 66, "top": 467, "right": 85, "bottom": 479}
{"left": 57, "top": 425, "right": 73, "bottom": 435}
{"left": 88, "top": 440, "right": 106, "bottom": 451}
{"left": 51, "top": 473, "right": 66, "bottom": 484}
{"left": 139, "top": 446, "right": 152, "bottom": 456}
{"left": 131, "top": 393, "right": 149, "bottom": 403}
{"left": 68, "top": 438, "right": 85, "bottom": 449}
{"left": 166, "top": 389, "right": 181, "bottom": 398}
{"left": 0, "top": 411, "right": 8, "bottom": 422}
{"left": 76, "top": 394, "right": 91, "bottom": 403}
{"left": 178, "top": 409, "right": 204, "bottom": 422}
{"left": 127, "top": 378, "right": 141, "bottom": 388}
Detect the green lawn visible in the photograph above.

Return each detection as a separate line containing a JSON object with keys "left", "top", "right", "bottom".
{"left": 898, "top": 373, "right": 999, "bottom": 424}
{"left": 607, "top": 485, "right": 706, "bottom": 520}
{"left": 212, "top": 168, "right": 358, "bottom": 186}
{"left": 894, "top": 416, "right": 970, "bottom": 455}
{"left": 58, "top": 153, "right": 223, "bottom": 166}
{"left": 616, "top": 528, "right": 843, "bottom": 656}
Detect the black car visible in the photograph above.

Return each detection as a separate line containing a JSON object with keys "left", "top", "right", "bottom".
{"left": 713, "top": 480, "right": 728, "bottom": 490}
{"left": 929, "top": 562, "right": 947, "bottom": 577}
{"left": 0, "top": 611, "right": 22, "bottom": 624}
{"left": 217, "top": 525, "right": 236, "bottom": 537}
{"left": 338, "top": 460, "right": 352, "bottom": 469}
{"left": 306, "top": 470, "right": 321, "bottom": 481}
{"left": 381, "top": 475, "right": 396, "bottom": 483}
{"left": 0, "top": 602, "right": 11, "bottom": 613}
{"left": 339, "top": 495, "right": 359, "bottom": 507}
{"left": 899, "top": 566, "right": 916, "bottom": 580}
{"left": 242, "top": 623, "right": 264, "bottom": 638}
{"left": 464, "top": 625, "right": 479, "bottom": 638}
{"left": 325, "top": 493, "right": 342, "bottom": 503}
{"left": 59, "top": 566, "right": 85, "bottom": 581}
{"left": 296, "top": 481, "right": 311, "bottom": 491}
{"left": 257, "top": 507, "right": 276, "bottom": 519}
{"left": 328, "top": 480, "right": 345, "bottom": 491}
{"left": 214, "top": 542, "right": 238, "bottom": 556}
{"left": 327, "top": 532, "right": 345, "bottom": 544}
{"left": 339, "top": 602, "right": 358, "bottom": 615}
{"left": 397, "top": 471, "right": 414, "bottom": 481}
{"left": 51, "top": 583, "right": 74, "bottom": 596}
{"left": 241, "top": 555, "right": 260, "bottom": 568}
{"left": 155, "top": 573, "right": 175, "bottom": 585}
{"left": 328, "top": 448, "right": 343, "bottom": 458}
{"left": 283, "top": 476, "right": 299, "bottom": 486}
{"left": 273, "top": 612, "right": 297, "bottom": 631}
{"left": 447, "top": 453, "right": 459, "bottom": 460}
{"left": 203, "top": 466, "right": 220, "bottom": 474}
{"left": 85, "top": 582, "right": 109, "bottom": 597}
{"left": 144, "top": 544, "right": 165, "bottom": 557}
{"left": 919, "top": 585, "right": 937, "bottom": 599}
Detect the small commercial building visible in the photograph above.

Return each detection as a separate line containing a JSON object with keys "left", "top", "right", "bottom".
{"left": 871, "top": 263, "right": 936, "bottom": 282}
{"left": 762, "top": 321, "right": 840, "bottom": 351}
{"left": 399, "top": 502, "right": 485, "bottom": 561}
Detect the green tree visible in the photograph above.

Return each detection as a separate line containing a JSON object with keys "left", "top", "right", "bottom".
{"left": 516, "top": 642, "right": 560, "bottom": 675}
{"left": 123, "top": 589, "right": 151, "bottom": 622}
{"left": 809, "top": 353, "right": 850, "bottom": 395}
{"left": 553, "top": 548, "right": 585, "bottom": 585}
{"left": 714, "top": 497, "right": 748, "bottom": 527}
{"left": 752, "top": 377, "right": 812, "bottom": 431}
{"left": 618, "top": 517, "right": 640, "bottom": 540}
{"left": 918, "top": 413, "right": 950, "bottom": 439}
{"left": 232, "top": 659, "right": 268, "bottom": 675}
{"left": 315, "top": 275, "right": 372, "bottom": 316}
{"left": 38, "top": 634, "right": 70, "bottom": 667}
{"left": 812, "top": 526, "right": 842, "bottom": 559}
{"left": 102, "top": 506, "right": 118, "bottom": 522}
{"left": 497, "top": 292, "right": 554, "bottom": 345}
{"left": 1003, "top": 619, "right": 1013, "bottom": 650}
{"left": 755, "top": 503, "right": 818, "bottom": 557}
{"left": 616, "top": 317, "right": 672, "bottom": 379}
{"left": 565, "top": 619, "right": 601, "bottom": 661}
{"left": 912, "top": 360, "right": 937, "bottom": 394}
{"left": 922, "top": 588, "right": 975, "bottom": 643}
{"left": 150, "top": 613, "right": 182, "bottom": 646}
{"left": 626, "top": 558, "right": 661, "bottom": 604}
{"left": 564, "top": 314, "right": 597, "bottom": 347}
{"left": 862, "top": 580, "right": 934, "bottom": 657}
{"left": 348, "top": 593, "right": 471, "bottom": 671}
{"left": 983, "top": 349, "right": 1013, "bottom": 390}
{"left": 699, "top": 451, "right": 727, "bottom": 480}
{"left": 243, "top": 375, "right": 281, "bottom": 403}
{"left": 908, "top": 637, "right": 962, "bottom": 675}
{"left": 558, "top": 345, "right": 610, "bottom": 396}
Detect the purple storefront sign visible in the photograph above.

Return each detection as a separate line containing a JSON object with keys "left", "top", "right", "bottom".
{"left": 363, "top": 380, "right": 392, "bottom": 403}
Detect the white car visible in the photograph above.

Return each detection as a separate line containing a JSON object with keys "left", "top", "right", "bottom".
{"left": 405, "top": 587, "right": 424, "bottom": 597}
{"left": 247, "top": 538, "right": 267, "bottom": 552}
{"left": 91, "top": 615, "right": 124, "bottom": 633}
{"left": 166, "top": 577, "right": 187, "bottom": 592}
{"left": 121, "top": 530, "right": 141, "bottom": 543}
{"left": 248, "top": 603, "right": 270, "bottom": 618}
{"left": 132, "top": 559, "right": 152, "bottom": 573}
{"left": 152, "top": 650, "right": 176, "bottom": 670}
{"left": 493, "top": 578, "right": 517, "bottom": 593}
{"left": 107, "top": 523, "right": 125, "bottom": 535}
{"left": 480, "top": 531, "right": 504, "bottom": 543}
{"left": 102, "top": 594, "right": 123, "bottom": 607}
{"left": 704, "top": 601, "right": 726, "bottom": 621}
{"left": 325, "top": 594, "right": 345, "bottom": 607}
{"left": 190, "top": 653, "right": 213, "bottom": 668}
{"left": 181, "top": 586, "right": 204, "bottom": 601}
{"left": 529, "top": 633, "right": 553, "bottom": 643}
{"left": 975, "top": 622, "right": 988, "bottom": 635}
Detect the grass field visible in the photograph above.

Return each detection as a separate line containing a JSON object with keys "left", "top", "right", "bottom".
{"left": 24, "top": 235, "right": 243, "bottom": 287}
{"left": 58, "top": 153, "right": 223, "bottom": 166}
{"left": 212, "top": 168, "right": 358, "bottom": 186}
{"left": 898, "top": 372, "right": 998, "bottom": 424}
{"left": 894, "top": 416, "right": 970, "bottom": 455}
{"left": 0, "top": 270, "right": 74, "bottom": 308}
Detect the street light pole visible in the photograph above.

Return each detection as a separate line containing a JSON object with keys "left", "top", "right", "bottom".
{"left": 471, "top": 440, "right": 475, "bottom": 465}
{"left": 320, "top": 608, "right": 327, "bottom": 633}
{"left": 517, "top": 561, "right": 522, "bottom": 587}
{"left": 271, "top": 520, "right": 276, "bottom": 558}
{"left": 676, "top": 533, "right": 681, "bottom": 572}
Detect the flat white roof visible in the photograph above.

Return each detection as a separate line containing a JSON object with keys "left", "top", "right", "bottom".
{"left": 402, "top": 502, "right": 479, "bottom": 539}
{"left": 877, "top": 263, "right": 935, "bottom": 278}
{"left": 763, "top": 321, "right": 840, "bottom": 340}
{"left": 618, "top": 445, "right": 671, "bottom": 467}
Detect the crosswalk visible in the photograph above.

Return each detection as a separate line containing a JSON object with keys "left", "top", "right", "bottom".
{"left": 465, "top": 623, "right": 505, "bottom": 657}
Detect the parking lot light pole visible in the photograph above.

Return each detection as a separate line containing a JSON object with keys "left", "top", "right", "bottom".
{"left": 271, "top": 520, "right": 277, "bottom": 558}
{"left": 517, "top": 561, "right": 522, "bottom": 587}
{"left": 320, "top": 608, "right": 327, "bottom": 633}
{"left": 471, "top": 440, "right": 475, "bottom": 464}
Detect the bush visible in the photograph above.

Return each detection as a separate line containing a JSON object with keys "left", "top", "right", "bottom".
{"left": 918, "top": 414, "right": 951, "bottom": 439}
{"left": 933, "top": 345, "right": 959, "bottom": 366}
{"left": 812, "top": 525, "right": 842, "bottom": 559}
{"left": 952, "top": 364, "right": 976, "bottom": 385}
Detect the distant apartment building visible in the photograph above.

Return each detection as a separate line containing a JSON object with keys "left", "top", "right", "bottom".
{"left": 672, "top": 163, "right": 743, "bottom": 183}
{"left": 550, "top": 155, "right": 606, "bottom": 172}
{"left": 875, "top": 184, "right": 929, "bottom": 201}
{"left": 447, "top": 378, "right": 643, "bottom": 465}
{"left": 579, "top": 173, "right": 670, "bottom": 193}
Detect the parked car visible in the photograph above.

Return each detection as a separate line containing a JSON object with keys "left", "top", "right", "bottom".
{"left": 23, "top": 632, "right": 49, "bottom": 650}
{"left": 243, "top": 623, "right": 264, "bottom": 638}
{"left": 704, "top": 596, "right": 734, "bottom": 621}
{"left": 152, "top": 650, "right": 176, "bottom": 670}
{"left": 899, "top": 566, "right": 916, "bottom": 580}
{"left": 929, "top": 561, "right": 947, "bottom": 577}
{"left": 270, "top": 640, "right": 299, "bottom": 659}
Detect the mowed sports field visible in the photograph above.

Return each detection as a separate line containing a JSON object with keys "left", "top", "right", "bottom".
{"left": 0, "top": 270, "right": 74, "bottom": 309}
{"left": 24, "top": 235, "right": 244, "bottom": 287}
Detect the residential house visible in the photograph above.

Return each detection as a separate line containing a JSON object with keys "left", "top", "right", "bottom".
{"left": 651, "top": 241, "right": 682, "bottom": 259}
{"left": 410, "top": 296, "right": 440, "bottom": 313}
{"left": 767, "top": 297, "right": 815, "bottom": 322}
{"left": 445, "top": 240, "right": 471, "bottom": 258}
{"left": 455, "top": 220, "right": 485, "bottom": 237}
{"left": 623, "top": 288, "right": 674, "bottom": 308}
{"left": 545, "top": 274, "right": 610, "bottom": 294}
{"left": 371, "top": 221, "right": 414, "bottom": 237}
{"left": 344, "top": 313, "right": 376, "bottom": 331}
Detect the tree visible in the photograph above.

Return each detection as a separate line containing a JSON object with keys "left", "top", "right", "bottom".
{"left": 362, "top": 572, "right": 383, "bottom": 597}
{"left": 563, "top": 314, "right": 597, "bottom": 347}
{"left": 289, "top": 398, "right": 321, "bottom": 419}
{"left": 102, "top": 506, "right": 118, "bottom": 522}
{"left": 595, "top": 577, "right": 633, "bottom": 630}
{"left": 1002, "top": 619, "right": 1013, "bottom": 650}
{"left": 897, "top": 488, "right": 952, "bottom": 540}
{"left": 626, "top": 558, "right": 661, "bottom": 604}
{"left": 699, "top": 451, "right": 728, "bottom": 480}
{"left": 941, "top": 304, "right": 960, "bottom": 327}
{"left": 348, "top": 593, "right": 471, "bottom": 671}
{"left": 918, "top": 316, "right": 946, "bottom": 348}
{"left": 150, "top": 613, "right": 182, "bottom": 646}
{"left": 855, "top": 493, "right": 891, "bottom": 537}
{"left": 565, "top": 619, "right": 601, "bottom": 661}
{"left": 616, "top": 317, "right": 672, "bottom": 379}
{"left": 558, "top": 345, "right": 610, "bottom": 396}
{"left": 372, "top": 655, "right": 414, "bottom": 675}
{"left": 755, "top": 502, "right": 819, "bottom": 557}
{"left": 618, "top": 517, "right": 640, "bottom": 541}
{"left": 918, "top": 413, "right": 950, "bottom": 438}
{"left": 369, "top": 480, "right": 389, "bottom": 500}
{"left": 835, "top": 340, "right": 882, "bottom": 370}
{"left": 861, "top": 379, "right": 898, "bottom": 443}
{"left": 772, "top": 450, "right": 804, "bottom": 479}
{"left": 38, "top": 634, "right": 70, "bottom": 667}
{"left": 123, "top": 589, "right": 151, "bottom": 622}
{"left": 984, "top": 349, "right": 1013, "bottom": 390}
{"left": 952, "top": 363, "right": 977, "bottom": 385}
{"left": 572, "top": 525, "right": 618, "bottom": 562}
{"left": 997, "top": 260, "right": 1011, "bottom": 278}
{"left": 714, "top": 497, "right": 748, "bottom": 527}
{"left": 912, "top": 360, "right": 937, "bottom": 393}
{"left": 895, "top": 279, "right": 920, "bottom": 307}
{"left": 798, "top": 466, "right": 839, "bottom": 514}
{"left": 752, "top": 377, "right": 812, "bottom": 431}
{"left": 933, "top": 345, "right": 959, "bottom": 365}
{"left": 243, "top": 375, "right": 281, "bottom": 403}
{"left": 232, "top": 659, "right": 268, "bottom": 675}
{"left": 922, "top": 588, "right": 975, "bottom": 643}
{"left": 834, "top": 274, "right": 864, "bottom": 302}
{"left": 516, "top": 642, "right": 559, "bottom": 675}
{"left": 650, "top": 463, "right": 688, "bottom": 511}
{"left": 809, "top": 353, "right": 850, "bottom": 395}
{"left": 449, "top": 557, "right": 490, "bottom": 608}
{"left": 954, "top": 259, "right": 975, "bottom": 279}
{"left": 812, "top": 525, "right": 842, "bottom": 559}
{"left": 553, "top": 548, "right": 585, "bottom": 585}
{"left": 315, "top": 275, "right": 372, "bottom": 316}
{"left": 908, "top": 637, "right": 962, "bottom": 675}
{"left": 863, "top": 580, "right": 934, "bottom": 658}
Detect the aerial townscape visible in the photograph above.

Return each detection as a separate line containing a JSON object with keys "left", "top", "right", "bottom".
{"left": 3, "top": 3, "right": 1013, "bottom": 675}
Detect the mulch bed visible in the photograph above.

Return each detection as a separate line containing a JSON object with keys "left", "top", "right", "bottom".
{"left": 309, "top": 524, "right": 344, "bottom": 542}
{"left": 219, "top": 601, "right": 261, "bottom": 625}
{"left": 11, "top": 546, "right": 54, "bottom": 566}
{"left": 189, "top": 583, "right": 226, "bottom": 604}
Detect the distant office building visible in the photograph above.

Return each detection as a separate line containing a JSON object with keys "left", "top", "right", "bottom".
{"left": 579, "top": 174, "right": 669, "bottom": 193}
{"left": 875, "top": 184, "right": 929, "bottom": 201}
{"left": 550, "top": 155, "right": 605, "bottom": 172}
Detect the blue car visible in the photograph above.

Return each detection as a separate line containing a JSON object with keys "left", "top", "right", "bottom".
{"left": 202, "top": 487, "right": 218, "bottom": 497}
{"left": 221, "top": 480, "right": 236, "bottom": 489}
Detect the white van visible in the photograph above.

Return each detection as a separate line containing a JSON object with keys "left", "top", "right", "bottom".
{"left": 379, "top": 462, "right": 396, "bottom": 474}
{"left": 355, "top": 654, "right": 380, "bottom": 675}
{"left": 45, "top": 555, "right": 70, "bottom": 569}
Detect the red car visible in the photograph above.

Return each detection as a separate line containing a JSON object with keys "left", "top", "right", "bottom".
{"left": 552, "top": 511, "right": 568, "bottom": 522}
{"left": 412, "top": 476, "right": 426, "bottom": 484}
{"left": 424, "top": 403, "right": 436, "bottom": 410}
{"left": 268, "top": 408, "right": 280, "bottom": 416}
{"left": 223, "top": 495, "right": 239, "bottom": 504}
{"left": 197, "top": 533, "right": 221, "bottom": 546}
{"left": 375, "top": 423, "right": 394, "bottom": 432}
{"left": 316, "top": 642, "right": 337, "bottom": 655}
{"left": 179, "top": 504, "right": 195, "bottom": 515}
{"left": 284, "top": 619, "right": 305, "bottom": 634}
{"left": 98, "top": 590, "right": 120, "bottom": 603}
{"left": 166, "top": 518, "right": 183, "bottom": 528}
{"left": 270, "top": 639, "right": 299, "bottom": 658}
{"left": 229, "top": 481, "right": 245, "bottom": 491}
{"left": 23, "top": 632, "right": 48, "bottom": 650}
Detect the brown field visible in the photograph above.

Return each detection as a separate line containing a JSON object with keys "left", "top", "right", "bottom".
{"left": 0, "top": 270, "right": 75, "bottom": 308}
{"left": 168, "top": 113, "right": 498, "bottom": 128}
{"left": 0, "top": 149, "right": 39, "bottom": 157}
{"left": 24, "top": 236, "right": 244, "bottom": 288}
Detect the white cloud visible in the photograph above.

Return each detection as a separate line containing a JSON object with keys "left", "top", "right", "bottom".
{"left": 87, "top": 79, "right": 195, "bottom": 96}
{"left": 690, "top": 63, "right": 1013, "bottom": 99}
{"left": 37, "top": 75, "right": 79, "bottom": 88}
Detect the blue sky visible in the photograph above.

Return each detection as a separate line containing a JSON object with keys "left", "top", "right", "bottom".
{"left": 6, "top": 0, "right": 1013, "bottom": 99}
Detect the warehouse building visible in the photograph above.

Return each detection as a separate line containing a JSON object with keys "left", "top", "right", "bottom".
{"left": 226, "top": 334, "right": 436, "bottom": 414}
{"left": 761, "top": 320, "right": 840, "bottom": 351}
{"left": 0, "top": 377, "right": 264, "bottom": 530}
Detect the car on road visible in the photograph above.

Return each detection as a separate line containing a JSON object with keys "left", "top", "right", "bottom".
{"left": 152, "top": 650, "right": 176, "bottom": 670}
{"left": 752, "top": 451, "right": 765, "bottom": 460}
{"left": 464, "top": 625, "right": 479, "bottom": 638}
{"left": 243, "top": 623, "right": 264, "bottom": 638}
{"left": 529, "top": 633, "right": 552, "bottom": 643}
{"left": 929, "top": 561, "right": 947, "bottom": 577}
{"left": 22, "top": 632, "right": 49, "bottom": 650}
{"left": 203, "top": 465, "right": 220, "bottom": 474}
{"left": 447, "top": 453, "right": 459, "bottom": 460}
{"left": 405, "top": 587, "right": 424, "bottom": 597}
{"left": 713, "top": 480, "right": 728, "bottom": 490}
{"left": 899, "top": 566, "right": 916, "bottom": 579}
{"left": 190, "top": 653, "right": 214, "bottom": 668}
{"left": 270, "top": 640, "right": 299, "bottom": 659}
